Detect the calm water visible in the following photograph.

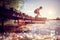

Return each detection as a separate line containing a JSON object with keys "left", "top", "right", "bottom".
{"left": 24, "top": 20, "right": 60, "bottom": 35}
{"left": 1, "top": 20, "right": 60, "bottom": 40}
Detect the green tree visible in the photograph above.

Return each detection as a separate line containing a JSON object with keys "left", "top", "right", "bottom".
{"left": 0, "top": 0, "right": 24, "bottom": 11}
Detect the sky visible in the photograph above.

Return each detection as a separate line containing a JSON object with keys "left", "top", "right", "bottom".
{"left": 21, "top": 0, "right": 60, "bottom": 19}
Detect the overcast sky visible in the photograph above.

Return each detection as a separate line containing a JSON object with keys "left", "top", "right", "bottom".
{"left": 21, "top": 0, "right": 60, "bottom": 19}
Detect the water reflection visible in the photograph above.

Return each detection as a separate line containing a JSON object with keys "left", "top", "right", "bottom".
{"left": 1, "top": 20, "right": 60, "bottom": 40}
